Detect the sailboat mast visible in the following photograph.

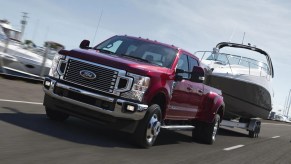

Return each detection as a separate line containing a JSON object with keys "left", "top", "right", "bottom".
{"left": 287, "top": 89, "right": 291, "bottom": 117}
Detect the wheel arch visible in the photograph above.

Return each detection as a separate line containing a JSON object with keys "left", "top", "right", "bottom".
{"left": 216, "top": 104, "right": 225, "bottom": 123}
{"left": 149, "top": 92, "right": 167, "bottom": 119}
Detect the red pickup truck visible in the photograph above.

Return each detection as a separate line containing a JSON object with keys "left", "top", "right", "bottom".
{"left": 43, "top": 35, "right": 225, "bottom": 148}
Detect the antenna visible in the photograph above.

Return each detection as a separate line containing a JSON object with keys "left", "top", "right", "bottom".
{"left": 43, "top": 26, "right": 50, "bottom": 43}
{"left": 241, "top": 32, "right": 245, "bottom": 44}
{"left": 92, "top": 9, "right": 103, "bottom": 44}
{"left": 228, "top": 24, "right": 237, "bottom": 42}
{"left": 32, "top": 19, "right": 39, "bottom": 41}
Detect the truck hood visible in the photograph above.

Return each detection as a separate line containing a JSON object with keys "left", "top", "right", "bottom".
{"left": 61, "top": 49, "right": 171, "bottom": 76}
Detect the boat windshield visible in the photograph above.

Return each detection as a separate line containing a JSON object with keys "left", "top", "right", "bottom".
{"left": 206, "top": 53, "right": 269, "bottom": 72}
{"left": 0, "top": 28, "right": 7, "bottom": 41}
{"left": 94, "top": 36, "right": 178, "bottom": 68}
{"left": 196, "top": 46, "right": 271, "bottom": 77}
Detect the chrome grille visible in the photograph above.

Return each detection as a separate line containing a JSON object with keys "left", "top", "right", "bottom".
{"left": 63, "top": 59, "right": 118, "bottom": 93}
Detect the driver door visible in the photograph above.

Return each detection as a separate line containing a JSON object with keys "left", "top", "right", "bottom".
{"left": 167, "top": 54, "right": 195, "bottom": 119}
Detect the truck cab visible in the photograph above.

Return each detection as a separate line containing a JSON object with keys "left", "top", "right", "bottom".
{"left": 43, "top": 35, "right": 225, "bottom": 148}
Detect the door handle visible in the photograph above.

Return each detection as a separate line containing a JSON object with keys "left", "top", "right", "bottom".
{"left": 198, "top": 89, "right": 203, "bottom": 95}
{"left": 187, "top": 87, "right": 193, "bottom": 91}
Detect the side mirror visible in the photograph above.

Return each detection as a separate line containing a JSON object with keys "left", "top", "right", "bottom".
{"left": 79, "top": 40, "right": 91, "bottom": 49}
{"left": 175, "top": 75, "right": 183, "bottom": 82}
{"left": 176, "top": 69, "right": 184, "bottom": 74}
{"left": 190, "top": 66, "right": 205, "bottom": 83}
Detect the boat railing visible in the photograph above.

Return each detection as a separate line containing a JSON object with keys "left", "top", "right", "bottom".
{"left": 195, "top": 51, "right": 270, "bottom": 78}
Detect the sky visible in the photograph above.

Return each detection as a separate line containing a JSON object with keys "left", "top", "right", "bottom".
{"left": 1, "top": 0, "right": 291, "bottom": 115}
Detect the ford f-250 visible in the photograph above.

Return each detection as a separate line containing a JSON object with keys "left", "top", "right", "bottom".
{"left": 43, "top": 35, "right": 225, "bottom": 148}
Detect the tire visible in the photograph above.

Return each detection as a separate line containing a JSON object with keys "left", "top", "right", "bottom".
{"left": 133, "top": 104, "right": 162, "bottom": 148}
{"left": 192, "top": 121, "right": 204, "bottom": 141}
{"left": 45, "top": 107, "right": 69, "bottom": 121}
{"left": 248, "top": 131, "right": 255, "bottom": 138}
{"left": 192, "top": 114, "right": 220, "bottom": 144}
{"left": 249, "top": 121, "right": 261, "bottom": 138}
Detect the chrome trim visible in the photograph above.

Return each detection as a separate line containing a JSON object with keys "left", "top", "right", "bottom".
{"left": 57, "top": 59, "right": 67, "bottom": 76}
{"left": 161, "top": 125, "right": 195, "bottom": 130}
{"left": 56, "top": 83, "right": 114, "bottom": 103}
{"left": 59, "top": 56, "right": 132, "bottom": 96}
{"left": 116, "top": 99, "right": 148, "bottom": 112}
{"left": 146, "top": 113, "right": 161, "bottom": 143}
{"left": 43, "top": 79, "right": 148, "bottom": 120}
{"left": 115, "top": 76, "right": 133, "bottom": 92}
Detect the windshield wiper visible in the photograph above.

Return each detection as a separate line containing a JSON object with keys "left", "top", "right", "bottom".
{"left": 120, "top": 54, "right": 150, "bottom": 63}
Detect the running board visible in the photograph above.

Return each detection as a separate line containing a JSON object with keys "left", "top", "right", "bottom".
{"left": 161, "top": 125, "right": 195, "bottom": 130}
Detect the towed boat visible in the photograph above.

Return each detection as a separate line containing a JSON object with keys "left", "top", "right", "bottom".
{"left": 196, "top": 42, "right": 274, "bottom": 119}
{"left": 0, "top": 21, "right": 52, "bottom": 80}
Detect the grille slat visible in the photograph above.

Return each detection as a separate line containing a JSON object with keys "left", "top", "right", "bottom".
{"left": 73, "top": 62, "right": 117, "bottom": 72}
{"left": 64, "top": 77, "right": 113, "bottom": 85}
{"left": 63, "top": 78, "right": 112, "bottom": 89}
{"left": 64, "top": 73, "right": 114, "bottom": 81}
{"left": 70, "top": 71, "right": 113, "bottom": 78}
{"left": 63, "top": 59, "right": 118, "bottom": 93}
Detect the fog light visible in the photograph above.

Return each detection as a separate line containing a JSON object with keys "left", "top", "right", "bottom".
{"left": 126, "top": 105, "right": 135, "bottom": 112}
{"left": 45, "top": 81, "right": 51, "bottom": 87}
{"left": 44, "top": 80, "right": 51, "bottom": 90}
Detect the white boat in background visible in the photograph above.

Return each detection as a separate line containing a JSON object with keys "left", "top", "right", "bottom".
{"left": 196, "top": 42, "right": 274, "bottom": 120}
{"left": 0, "top": 20, "right": 52, "bottom": 79}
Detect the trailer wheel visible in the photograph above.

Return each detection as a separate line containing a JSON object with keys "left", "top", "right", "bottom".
{"left": 249, "top": 121, "right": 261, "bottom": 138}
{"left": 133, "top": 104, "right": 162, "bottom": 148}
{"left": 45, "top": 107, "right": 69, "bottom": 121}
{"left": 192, "top": 114, "right": 220, "bottom": 144}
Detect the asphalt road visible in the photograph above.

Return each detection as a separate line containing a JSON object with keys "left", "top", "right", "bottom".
{"left": 0, "top": 76, "right": 291, "bottom": 164}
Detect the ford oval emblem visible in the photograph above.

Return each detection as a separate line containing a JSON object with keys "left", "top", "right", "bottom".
{"left": 80, "top": 70, "right": 97, "bottom": 80}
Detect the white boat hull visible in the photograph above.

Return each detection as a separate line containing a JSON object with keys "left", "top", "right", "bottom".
{"left": 0, "top": 43, "right": 51, "bottom": 79}
{"left": 205, "top": 74, "right": 272, "bottom": 119}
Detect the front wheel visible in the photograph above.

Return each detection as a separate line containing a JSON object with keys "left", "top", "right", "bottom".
{"left": 133, "top": 104, "right": 162, "bottom": 148}
{"left": 192, "top": 114, "right": 220, "bottom": 144}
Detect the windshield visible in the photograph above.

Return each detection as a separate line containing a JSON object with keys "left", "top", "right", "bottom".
{"left": 94, "top": 36, "right": 177, "bottom": 68}
{"left": 2, "top": 27, "right": 21, "bottom": 42}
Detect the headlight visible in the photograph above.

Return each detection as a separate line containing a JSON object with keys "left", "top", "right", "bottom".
{"left": 48, "top": 53, "right": 65, "bottom": 78}
{"left": 120, "top": 72, "right": 150, "bottom": 102}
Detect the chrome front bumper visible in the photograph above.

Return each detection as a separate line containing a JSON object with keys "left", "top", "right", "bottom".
{"left": 43, "top": 78, "right": 148, "bottom": 121}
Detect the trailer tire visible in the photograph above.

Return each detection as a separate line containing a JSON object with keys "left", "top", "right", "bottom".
{"left": 133, "top": 104, "right": 162, "bottom": 148}
{"left": 249, "top": 121, "right": 261, "bottom": 138}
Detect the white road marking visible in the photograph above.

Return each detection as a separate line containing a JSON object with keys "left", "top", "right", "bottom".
{"left": 0, "top": 99, "right": 42, "bottom": 105}
{"left": 262, "top": 123, "right": 291, "bottom": 127}
{"left": 223, "top": 145, "right": 244, "bottom": 151}
{"left": 271, "top": 136, "right": 280, "bottom": 139}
